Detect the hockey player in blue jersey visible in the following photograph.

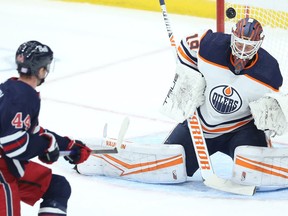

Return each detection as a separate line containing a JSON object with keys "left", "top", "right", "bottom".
{"left": 0, "top": 41, "right": 92, "bottom": 216}
{"left": 163, "top": 17, "right": 284, "bottom": 177}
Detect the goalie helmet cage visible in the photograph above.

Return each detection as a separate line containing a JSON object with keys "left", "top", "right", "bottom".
{"left": 216, "top": 0, "right": 288, "bottom": 92}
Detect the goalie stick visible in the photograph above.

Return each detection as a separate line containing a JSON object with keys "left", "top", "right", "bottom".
{"left": 60, "top": 117, "right": 129, "bottom": 156}
{"left": 116, "top": 116, "right": 130, "bottom": 148}
{"left": 159, "top": 0, "right": 256, "bottom": 195}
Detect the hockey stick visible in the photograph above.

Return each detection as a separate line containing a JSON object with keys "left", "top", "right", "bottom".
{"left": 60, "top": 118, "right": 129, "bottom": 156}
{"left": 159, "top": 0, "right": 256, "bottom": 195}
{"left": 116, "top": 116, "right": 130, "bottom": 148}
{"left": 60, "top": 147, "right": 118, "bottom": 156}
{"left": 102, "top": 123, "right": 108, "bottom": 145}
{"left": 265, "top": 130, "right": 274, "bottom": 148}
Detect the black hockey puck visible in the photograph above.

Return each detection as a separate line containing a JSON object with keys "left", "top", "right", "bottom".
{"left": 226, "top": 7, "right": 236, "bottom": 19}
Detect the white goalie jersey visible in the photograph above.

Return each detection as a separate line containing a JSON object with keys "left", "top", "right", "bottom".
{"left": 176, "top": 30, "right": 283, "bottom": 138}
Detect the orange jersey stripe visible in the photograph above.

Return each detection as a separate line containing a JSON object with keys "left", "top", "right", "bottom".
{"left": 244, "top": 74, "right": 279, "bottom": 92}
{"left": 201, "top": 119, "right": 251, "bottom": 133}
{"left": 198, "top": 54, "right": 229, "bottom": 70}
{"left": 177, "top": 45, "right": 197, "bottom": 66}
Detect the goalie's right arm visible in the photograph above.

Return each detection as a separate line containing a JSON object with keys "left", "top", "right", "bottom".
{"left": 160, "top": 33, "right": 207, "bottom": 123}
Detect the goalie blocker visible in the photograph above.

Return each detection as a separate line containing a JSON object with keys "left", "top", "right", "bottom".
{"left": 76, "top": 138, "right": 187, "bottom": 184}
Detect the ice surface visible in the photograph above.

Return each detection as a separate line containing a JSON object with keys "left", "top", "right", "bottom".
{"left": 1, "top": 0, "right": 288, "bottom": 215}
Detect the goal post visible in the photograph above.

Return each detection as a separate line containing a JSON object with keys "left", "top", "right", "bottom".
{"left": 216, "top": 0, "right": 288, "bottom": 91}
{"left": 216, "top": 0, "right": 224, "bottom": 32}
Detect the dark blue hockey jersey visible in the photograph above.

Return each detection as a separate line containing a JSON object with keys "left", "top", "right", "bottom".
{"left": 0, "top": 78, "right": 71, "bottom": 178}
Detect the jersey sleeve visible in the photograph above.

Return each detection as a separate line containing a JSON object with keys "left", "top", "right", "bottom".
{"left": 1, "top": 118, "right": 73, "bottom": 160}
{"left": 177, "top": 31, "right": 209, "bottom": 72}
{"left": 45, "top": 129, "right": 73, "bottom": 151}
{"left": 0, "top": 100, "right": 49, "bottom": 160}
{"left": 0, "top": 80, "right": 78, "bottom": 161}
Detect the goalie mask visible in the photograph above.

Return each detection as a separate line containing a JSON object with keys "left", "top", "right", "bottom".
{"left": 230, "top": 18, "right": 264, "bottom": 74}
{"left": 16, "top": 40, "right": 53, "bottom": 85}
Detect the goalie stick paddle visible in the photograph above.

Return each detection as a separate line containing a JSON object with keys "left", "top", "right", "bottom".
{"left": 102, "top": 123, "right": 108, "bottom": 144}
{"left": 189, "top": 112, "right": 255, "bottom": 196}
{"left": 60, "top": 119, "right": 128, "bottom": 157}
{"left": 159, "top": 0, "right": 256, "bottom": 195}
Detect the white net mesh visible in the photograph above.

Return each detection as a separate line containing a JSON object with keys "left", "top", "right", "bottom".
{"left": 224, "top": 0, "right": 288, "bottom": 92}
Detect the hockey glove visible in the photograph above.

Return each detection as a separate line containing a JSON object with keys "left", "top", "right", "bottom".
{"left": 64, "top": 140, "right": 91, "bottom": 164}
{"left": 38, "top": 132, "right": 60, "bottom": 164}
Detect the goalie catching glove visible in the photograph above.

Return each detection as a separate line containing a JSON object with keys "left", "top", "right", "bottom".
{"left": 249, "top": 93, "right": 288, "bottom": 135}
{"left": 64, "top": 139, "right": 92, "bottom": 164}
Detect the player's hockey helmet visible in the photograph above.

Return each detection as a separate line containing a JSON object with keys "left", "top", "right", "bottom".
{"left": 15, "top": 40, "right": 53, "bottom": 76}
{"left": 231, "top": 17, "right": 264, "bottom": 60}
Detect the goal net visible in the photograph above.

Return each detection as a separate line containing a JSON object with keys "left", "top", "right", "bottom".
{"left": 218, "top": 0, "right": 288, "bottom": 92}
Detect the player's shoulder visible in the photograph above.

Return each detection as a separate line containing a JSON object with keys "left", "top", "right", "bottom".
{"left": 200, "top": 30, "right": 230, "bottom": 46}
{"left": 179, "top": 29, "right": 229, "bottom": 50}
{"left": 1, "top": 78, "right": 40, "bottom": 106}
{"left": 249, "top": 49, "right": 283, "bottom": 90}
{"left": 198, "top": 30, "right": 231, "bottom": 65}
{"left": 179, "top": 30, "right": 230, "bottom": 57}
{"left": 257, "top": 48, "right": 279, "bottom": 68}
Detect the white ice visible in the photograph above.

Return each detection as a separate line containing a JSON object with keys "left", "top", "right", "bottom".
{"left": 1, "top": 0, "right": 288, "bottom": 215}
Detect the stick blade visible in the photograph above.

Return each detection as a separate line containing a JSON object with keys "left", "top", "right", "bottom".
{"left": 204, "top": 175, "right": 256, "bottom": 196}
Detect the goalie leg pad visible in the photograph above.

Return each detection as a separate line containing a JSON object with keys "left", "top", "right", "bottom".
{"left": 76, "top": 139, "right": 187, "bottom": 184}
{"left": 232, "top": 145, "right": 288, "bottom": 187}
